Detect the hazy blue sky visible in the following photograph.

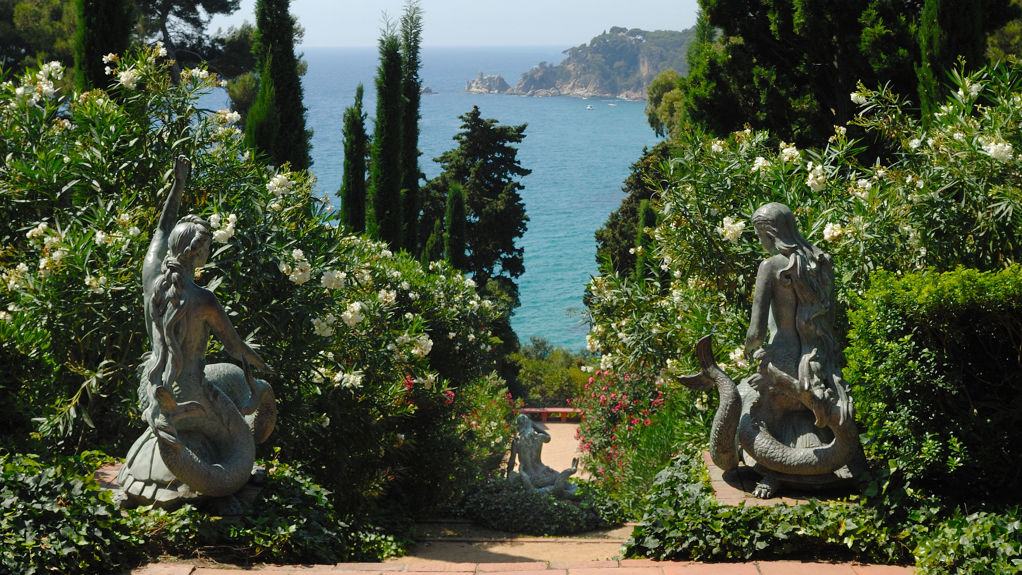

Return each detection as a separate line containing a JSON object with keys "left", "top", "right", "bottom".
{"left": 208, "top": 0, "right": 700, "bottom": 47}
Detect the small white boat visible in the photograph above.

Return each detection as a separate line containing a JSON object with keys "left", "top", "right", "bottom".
{"left": 585, "top": 104, "right": 594, "bottom": 110}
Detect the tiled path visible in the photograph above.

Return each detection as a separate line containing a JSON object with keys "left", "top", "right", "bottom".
{"left": 134, "top": 559, "right": 914, "bottom": 574}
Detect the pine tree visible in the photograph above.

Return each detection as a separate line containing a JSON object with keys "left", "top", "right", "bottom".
{"left": 444, "top": 182, "right": 466, "bottom": 270}
{"left": 339, "top": 83, "right": 368, "bottom": 233}
{"left": 400, "top": 0, "right": 423, "bottom": 253}
{"left": 252, "top": 0, "right": 310, "bottom": 169}
{"left": 73, "top": 0, "right": 134, "bottom": 91}
{"left": 368, "top": 25, "right": 403, "bottom": 248}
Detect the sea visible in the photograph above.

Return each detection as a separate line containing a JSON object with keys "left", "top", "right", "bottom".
{"left": 205, "top": 46, "right": 660, "bottom": 351}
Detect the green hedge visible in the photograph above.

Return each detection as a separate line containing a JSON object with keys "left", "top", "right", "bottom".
{"left": 845, "top": 266, "right": 1022, "bottom": 501}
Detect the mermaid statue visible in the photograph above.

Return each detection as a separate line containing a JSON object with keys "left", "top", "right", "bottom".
{"left": 681, "top": 202, "right": 864, "bottom": 498}
{"left": 118, "top": 156, "right": 276, "bottom": 512}
{"left": 506, "top": 414, "right": 578, "bottom": 498}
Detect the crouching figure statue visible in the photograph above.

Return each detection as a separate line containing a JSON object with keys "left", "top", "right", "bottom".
{"left": 117, "top": 156, "right": 276, "bottom": 513}
{"left": 506, "top": 414, "right": 578, "bottom": 498}
{"left": 681, "top": 202, "right": 864, "bottom": 498}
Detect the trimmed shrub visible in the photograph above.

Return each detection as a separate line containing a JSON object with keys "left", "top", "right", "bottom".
{"left": 846, "top": 266, "right": 1022, "bottom": 501}
{"left": 459, "top": 479, "right": 623, "bottom": 535}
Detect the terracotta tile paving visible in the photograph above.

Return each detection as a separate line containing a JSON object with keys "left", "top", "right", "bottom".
{"left": 756, "top": 560, "right": 858, "bottom": 574}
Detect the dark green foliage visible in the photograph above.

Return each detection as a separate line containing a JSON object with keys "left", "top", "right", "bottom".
{"left": 244, "top": 56, "right": 279, "bottom": 157}
{"left": 421, "top": 218, "right": 443, "bottom": 265}
{"left": 845, "top": 266, "right": 1022, "bottom": 502}
{"left": 0, "top": 315, "right": 58, "bottom": 453}
{"left": 0, "top": 0, "right": 75, "bottom": 74}
{"left": 253, "top": 0, "right": 311, "bottom": 169}
{"left": 443, "top": 182, "right": 467, "bottom": 269}
{"left": 632, "top": 199, "right": 657, "bottom": 281}
{"left": 368, "top": 27, "right": 403, "bottom": 247}
{"left": 511, "top": 337, "right": 590, "bottom": 406}
{"left": 339, "top": 83, "right": 368, "bottom": 233}
{"left": 916, "top": 0, "right": 1019, "bottom": 118}
{"left": 136, "top": 0, "right": 241, "bottom": 79}
{"left": 72, "top": 0, "right": 134, "bottom": 91}
{"left": 400, "top": 0, "right": 423, "bottom": 253}
{"left": 625, "top": 454, "right": 908, "bottom": 563}
{"left": 0, "top": 452, "right": 142, "bottom": 574}
{"left": 424, "top": 106, "right": 530, "bottom": 285}
{"left": 913, "top": 508, "right": 1022, "bottom": 574}
{"left": 460, "top": 478, "right": 623, "bottom": 535}
{"left": 679, "top": 0, "right": 920, "bottom": 144}
{"left": 130, "top": 462, "right": 405, "bottom": 563}
{"left": 594, "top": 142, "right": 671, "bottom": 276}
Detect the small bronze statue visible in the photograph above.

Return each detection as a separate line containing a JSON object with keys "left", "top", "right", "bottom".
{"left": 507, "top": 414, "right": 578, "bottom": 498}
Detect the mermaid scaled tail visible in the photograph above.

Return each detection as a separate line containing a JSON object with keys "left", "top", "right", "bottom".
{"left": 117, "top": 362, "right": 275, "bottom": 507}
{"left": 680, "top": 335, "right": 863, "bottom": 492}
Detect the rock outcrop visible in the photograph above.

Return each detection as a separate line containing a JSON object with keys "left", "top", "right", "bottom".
{"left": 465, "top": 72, "right": 511, "bottom": 94}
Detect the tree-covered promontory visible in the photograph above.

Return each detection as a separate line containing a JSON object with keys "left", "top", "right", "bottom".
{"left": 511, "top": 26, "right": 695, "bottom": 100}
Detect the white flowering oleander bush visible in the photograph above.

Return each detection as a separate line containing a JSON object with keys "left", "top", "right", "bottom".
{"left": 0, "top": 47, "right": 512, "bottom": 524}
{"left": 585, "top": 62, "right": 1022, "bottom": 565}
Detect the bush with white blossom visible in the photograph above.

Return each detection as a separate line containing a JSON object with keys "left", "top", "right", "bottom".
{"left": 0, "top": 46, "right": 513, "bottom": 520}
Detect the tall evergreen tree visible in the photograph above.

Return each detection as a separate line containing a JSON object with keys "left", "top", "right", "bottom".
{"left": 916, "top": 0, "right": 1018, "bottom": 118}
{"left": 444, "top": 182, "right": 466, "bottom": 270}
{"left": 368, "top": 25, "right": 403, "bottom": 248}
{"left": 73, "top": 0, "right": 134, "bottom": 91}
{"left": 339, "top": 83, "right": 368, "bottom": 233}
{"left": 399, "top": 0, "right": 423, "bottom": 253}
{"left": 252, "top": 0, "right": 310, "bottom": 169}
{"left": 244, "top": 56, "right": 279, "bottom": 158}
{"left": 422, "top": 106, "right": 530, "bottom": 288}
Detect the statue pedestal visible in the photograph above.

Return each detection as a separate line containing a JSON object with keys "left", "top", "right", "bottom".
{"left": 94, "top": 462, "right": 266, "bottom": 514}
{"left": 701, "top": 451, "right": 849, "bottom": 507}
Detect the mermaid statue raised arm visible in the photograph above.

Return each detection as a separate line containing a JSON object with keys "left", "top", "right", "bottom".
{"left": 680, "top": 202, "right": 863, "bottom": 498}
{"left": 118, "top": 156, "right": 277, "bottom": 513}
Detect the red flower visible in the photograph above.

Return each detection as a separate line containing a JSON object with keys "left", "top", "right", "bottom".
{"left": 444, "top": 390, "right": 456, "bottom": 405}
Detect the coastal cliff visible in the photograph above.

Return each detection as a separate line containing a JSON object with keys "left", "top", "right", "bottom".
{"left": 510, "top": 26, "right": 693, "bottom": 100}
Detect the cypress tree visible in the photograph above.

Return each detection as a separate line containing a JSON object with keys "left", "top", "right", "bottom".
{"left": 400, "top": 0, "right": 424, "bottom": 253}
{"left": 73, "top": 0, "right": 134, "bottom": 91}
{"left": 633, "top": 199, "right": 656, "bottom": 282}
{"left": 444, "top": 182, "right": 467, "bottom": 270}
{"left": 253, "top": 0, "right": 311, "bottom": 169}
{"left": 244, "top": 56, "right": 279, "bottom": 158}
{"left": 339, "top": 83, "right": 368, "bottom": 233}
{"left": 421, "top": 219, "right": 443, "bottom": 267}
{"left": 368, "top": 25, "right": 403, "bottom": 248}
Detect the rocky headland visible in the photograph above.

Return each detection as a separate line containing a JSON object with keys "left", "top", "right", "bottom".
{"left": 464, "top": 26, "right": 694, "bottom": 101}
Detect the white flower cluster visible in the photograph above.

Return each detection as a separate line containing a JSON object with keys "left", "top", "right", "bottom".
{"left": 312, "top": 313, "right": 337, "bottom": 337}
{"left": 85, "top": 275, "right": 108, "bottom": 295}
{"left": 806, "top": 162, "right": 827, "bottom": 192}
{"left": 957, "top": 80, "right": 982, "bottom": 99}
{"left": 341, "top": 302, "right": 365, "bottom": 327}
{"left": 751, "top": 156, "right": 770, "bottom": 173}
{"left": 321, "top": 269, "right": 346, "bottom": 290}
{"left": 209, "top": 213, "right": 237, "bottom": 244}
{"left": 13, "top": 61, "right": 63, "bottom": 106}
{"left": 377, "top": 288, "right": 397, "bottom": 305}
{"left": 728, "top": 346, "right": 749, "bottom": 369}
{"left": 215, "top": 109, "right": 242, "bottom": 125}
{"left": 711, "top": 139, "right": 724, "bottom": 153}
{"left": 411, "top": 334, "right": 433, "bottom": 357}
{"left": 117, "top": 68, "right": 140, "bottom": 89}
{"left": 823, "top": 222, "right": 849, "bottom": 242}
{"left": 4, "top": 262, "right": 30, "bottom": 290}
{"left": 279, "top": 248, "right": 311, "bottom": 284}
{"left": 850, "top": 91, "right": 868, "bottom": 105}
{"left": 851, "top": 178, "right": 871, "bottom": 200}
{"left": 982, "top": 140, "right": 1014, "bottom": 163}
{"left": 779, "top": 142, "right": 801, "bottom": 164}
{"left": 333, "top": 370, "right": 364, "bottom": 389}
{"left": 154, "top": 41, "right": 168, "bottom": 58}
{"left": 267, "top": 173, "right": 293, "bottom": 196}
{"left": 716, "top": 216, "right": 745, "bottom": 243}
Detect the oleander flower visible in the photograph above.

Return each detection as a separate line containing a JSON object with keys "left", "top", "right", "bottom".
{"left": 321, "top": 269, "right": 346, "bottom": 290}
{"left": 715, "top": 216, "right": 745, "bottom": 243}
{"left": 412, "top": 335, "right": 433, "bottom": 357}
{"left": 312, "top": 314, "right": 336, "bottom": 337}
{"left": 341, "top": 302, "right": 365, "bottom": 327}
{"left": 823, "top": 222, "right": 846, "bottom": 242}
{"left": 806, "top": 162, "right": 827, "bottom": 192}
{"left": 751, "top": 156, "right": 770, "bottom": 173}
{"left": 779, "top": 142, "right": 801, "bottom": 163}
{"left": 982, "top": 140, "right": 1014, "bottom": 163}
{"left": 267, "top": 173, "right": 293, "bottom": 196}
{"left": 117, "top": 68, "right": 139, "bottom": 89}
{"left": 728, "top": 346, "right": 749, "bottom": 369}
{"left": 850, "top": 91, "right": 867, "bottom": 105}
{"left": 377, "top": 289, "right": 397, "bottom": 305}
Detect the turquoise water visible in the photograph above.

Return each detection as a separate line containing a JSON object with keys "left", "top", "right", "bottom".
{"left": 214, "top": 47, "right": 660, "bottom": 350}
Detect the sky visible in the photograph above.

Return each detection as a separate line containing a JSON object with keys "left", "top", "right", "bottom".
{"left": 208, "top": 0, "right": 700, "bottom": 48}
